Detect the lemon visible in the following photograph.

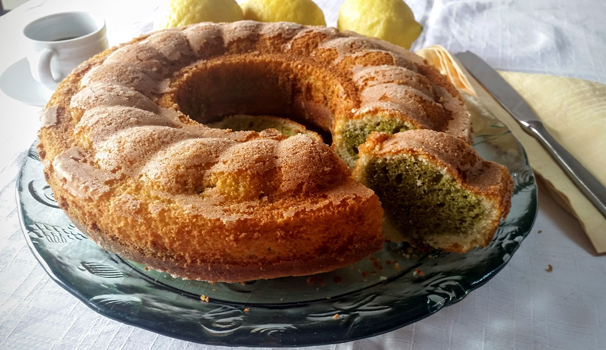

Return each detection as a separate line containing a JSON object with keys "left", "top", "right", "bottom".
{"left": 241, "top": 0, "right": 326, "bottom": 26}
{"left": 156, "top": 0, "right": 244, "bottom": 29}
{"left": 338, "top": 0, "right": 422, "bottom": 49}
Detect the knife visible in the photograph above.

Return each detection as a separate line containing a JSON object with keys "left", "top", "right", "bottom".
{"left": 455, "top": 51, "right": 606, "bottom": 219}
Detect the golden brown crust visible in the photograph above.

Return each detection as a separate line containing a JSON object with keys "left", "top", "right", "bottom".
{"left": 66, "top": 200, "right": 385, "bottom": 282}
{"left": 38, "top": 21, "right": 476, "bottom": 282}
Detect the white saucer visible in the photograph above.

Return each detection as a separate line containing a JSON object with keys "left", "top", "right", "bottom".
{"left": 0, "top": 58, "right": 54, "bottom": 107}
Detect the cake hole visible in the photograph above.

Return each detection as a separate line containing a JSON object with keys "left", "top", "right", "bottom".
{"left": 171, "top": 57, "right": 341, "bottom": 143}
{"left": 394, "top": 173, "right": 403, "bottom": 185}
{"left": 432, "top": 173, "right": 443, "bottom": 184}
{"left": 380, "top": 165, "right": 389, "bottom": 178}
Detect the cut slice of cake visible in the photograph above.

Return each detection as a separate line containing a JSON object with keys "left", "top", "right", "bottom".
{"left": 353, "top": 130, "right": 513, "bottom": 253}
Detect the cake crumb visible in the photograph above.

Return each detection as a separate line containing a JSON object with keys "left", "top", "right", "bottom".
{"left": 307, "top": 276, "right": 317, "bottom": 285}
{"left": 208, "top": 281, "right": 216, "bottom": 285}
{"left": 200, "top": 295, "right": 209, "bottom": 302}
{"left": 394, "top": 263, "right": 402, "bottom": 270}
{"left": 361, "top": 271, "right": 369, "bottom": 277}
{"left": 538, "top": 230, "right": 543, "bottom": 234}
{"left": 334, "top": 276, "right": 343, "bottom": 284}
{"left": 546, "top": 264, "right": 553, "bottom": 272}
{"left": 413, "top": 269, "right": 425, "bottom": 277}
{"left": 318, "top": 278, "right": 326, "bottom": 287}
{"left": 244, "top": 308, "right": 250, "bottom": 312}
{"left": 240, "top": 282, "right": 246, "bottom": 285}
{"left": 144, "top": 267, "right": 149, "bottom": 271}
{"left": 332, "top": 314, "right": 340, "bottom": 320}
{"left": 370, "top": 257, "right": 383, "bottom": 270}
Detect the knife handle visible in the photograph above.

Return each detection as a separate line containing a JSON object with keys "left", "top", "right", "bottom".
{"left": 523, "top": 120, "right": 606, "bottom": 218}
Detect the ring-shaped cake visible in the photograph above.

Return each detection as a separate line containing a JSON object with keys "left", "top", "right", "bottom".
{"left": 38, "top": 21, "right": 475, "bottom": 282}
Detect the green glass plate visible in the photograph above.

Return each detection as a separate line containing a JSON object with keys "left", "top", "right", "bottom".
{"left": 17, "top": 94, "right": 537, "bottom": 347}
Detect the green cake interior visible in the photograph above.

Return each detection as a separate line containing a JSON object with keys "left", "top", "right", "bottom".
{"left": 337, "top": 117, "right": 413, "bottom": 167}
{"left": 360, "top": 156, "right": 487, "bottom": 246}
{"left": 208, "top": 115, "right": 298, "bottom": 136}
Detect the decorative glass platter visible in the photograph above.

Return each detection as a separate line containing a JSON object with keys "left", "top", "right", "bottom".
{"left": 17, "top": 94, "right": 537, "bottom": 347}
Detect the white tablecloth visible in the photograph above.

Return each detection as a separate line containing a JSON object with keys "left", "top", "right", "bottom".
{"left": 1, "top": 1, "right": 604, "bottom": 349}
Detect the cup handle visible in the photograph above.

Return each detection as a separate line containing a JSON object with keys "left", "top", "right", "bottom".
{"left": 32, "top": 48, "right": 58, "bottom": 90}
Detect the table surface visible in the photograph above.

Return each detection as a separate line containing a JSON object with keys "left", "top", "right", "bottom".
{"left": 1, "top": 1, "right": 605, "bottom": 349}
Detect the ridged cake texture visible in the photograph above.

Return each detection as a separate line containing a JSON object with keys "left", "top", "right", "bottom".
{"left": 38, "top": 21, "right": 477, "bottom": 282}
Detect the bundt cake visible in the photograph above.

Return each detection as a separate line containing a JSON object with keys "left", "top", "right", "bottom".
{"left": 353, "top": 130, "right": 514, "bottom": 253}
{"left": 38, "top": 21, "right": 480, "bottom": 282}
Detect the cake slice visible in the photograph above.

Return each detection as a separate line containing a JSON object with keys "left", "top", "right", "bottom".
{"left": 353, "top": 130, "right": 513, "bottom": 253}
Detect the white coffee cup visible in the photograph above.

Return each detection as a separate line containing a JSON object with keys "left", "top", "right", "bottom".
{"left": 23, "top": 12, "right": 107, "bottom": 90}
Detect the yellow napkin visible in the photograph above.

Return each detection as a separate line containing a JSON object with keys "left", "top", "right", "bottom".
{"left": 417, "top": 45, "right": 606, "bottom": 254}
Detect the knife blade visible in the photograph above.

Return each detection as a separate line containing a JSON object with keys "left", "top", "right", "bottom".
{"left": 455, "top": 51, "right": 606, "bottom": 219}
